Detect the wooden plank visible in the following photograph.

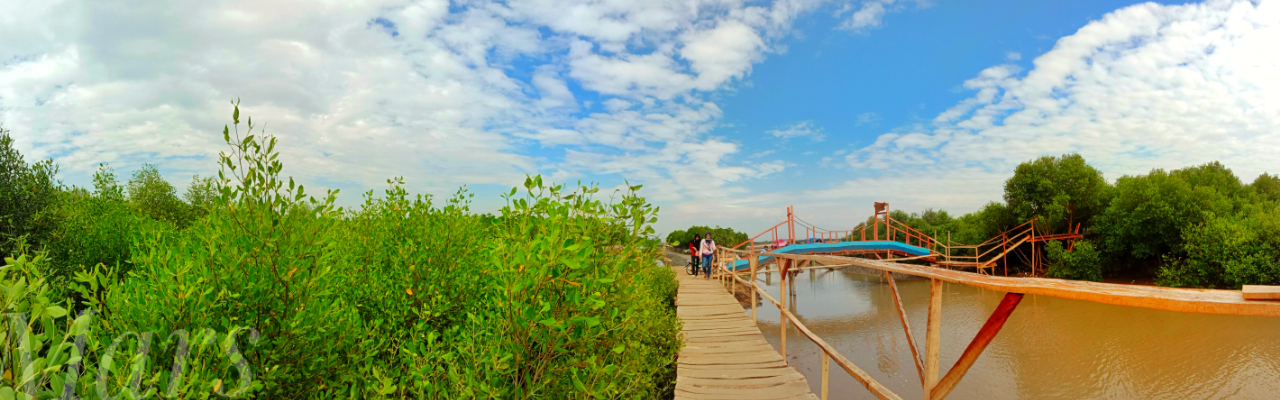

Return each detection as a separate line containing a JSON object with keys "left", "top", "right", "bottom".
{"left": 924, "top": 278, "right": 942, "bottom": 398}
{"left": 930, "top": 293, "right": 1023, "bottom": 400}
{"left": 672, "top": 264, "right": 819, "bottom": 400}
{"left": 885, "top": 271, "right": 926, "bottom": 386}
{"left": 1243, "top": 285, "right": 1280, "bottom": 300}
{"left": 765, "top": 252, "right": 1280, "bottom": 317}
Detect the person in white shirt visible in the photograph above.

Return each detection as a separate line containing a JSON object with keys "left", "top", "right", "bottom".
{"left": 699, "top": 232, "right": 717, "bottom": 279}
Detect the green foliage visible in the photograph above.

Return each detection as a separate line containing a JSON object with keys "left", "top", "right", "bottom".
{"left": 126, "top": 164, "right": 192, "bottom": 227}
{"left": 1044, "top": 240, "right": 1102, "bottom": 282}
{"left": 1157, "top": 205, "right": 1280, "bottom": 288}
{"left": 0, "top": 127, "right": 59, "bottom": 257}
{"left": 183, "top": 174, "right": 216, "bottom": 221}
{"left": 0, "top": 102, "right": 681, "bottom": 398}
{"left": 40, "top": 164, "right": 142, "bottom": 279}
{"left": 1003, "top": 153, "right": 1110, "bottom": 232}
{"left": 0, "top": 245, "right": 257, "bottom": 399}
{"left": 96, "top": 102, "right": 358, "bottom": 397}
{"left": 1248, "top": 173, "right": 1280, "bottom": 203}
{"left": 1095, "top": 163, "right": 1239, "bottom": 273}
{"left": 666, "top": 225, "right": 747, "bottom": 248}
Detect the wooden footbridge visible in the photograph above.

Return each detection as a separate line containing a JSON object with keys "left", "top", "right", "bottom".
{"left": 672, "top": 203, "right": 1280, "bottom": 400}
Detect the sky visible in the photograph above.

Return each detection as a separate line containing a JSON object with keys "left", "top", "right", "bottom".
{"left": 2, "top": 0, "right": 1278, "bottom": 238}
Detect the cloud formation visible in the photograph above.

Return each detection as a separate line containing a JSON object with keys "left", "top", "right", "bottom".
{"left": 768, "top": 120, "right": 826, "bottom": 141}
{"left": 834, "top": 0, "right": 1280, "bottom": 217}
{"left": 0, "top": 0, "right": 826, "bottom": 214}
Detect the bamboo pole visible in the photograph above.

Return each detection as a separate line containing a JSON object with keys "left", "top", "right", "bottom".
{"left": 781, "top": 259, "right": 788, "bottom": 362}
{"left": 822, "top": 352, "right": 830, "bottom": 400}
{"left": 924, "top": 278, "right": 943, "bottom": 398}
{"left": 745, "top": 281, "right": 903, "bottom": 400}
{"left": 885, "top": 271, "right": 926, "bottom": 384}
{"left": 750, "top": 252, "right": 758, "bottom": 322}
{"left": 930, "top": 293, "right": 1024, "bottom": 400}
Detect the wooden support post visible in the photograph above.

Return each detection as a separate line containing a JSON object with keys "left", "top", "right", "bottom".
{"left": 781, "top": 259, "right": 788, "bottom": 362}
{"left": 1002, "top": 232, "right": 1007, "bottom": 277}
{"left": 924, "top": 278, "right": 943, "bottom": 398}
{"left": 821, "top": 352, "right": 830, "bottom": 400}
{"left": 885, "top": 271, "right": 926, "bottom": 385}
{"left": 930, "top": 293, "right": 1024, "bottom": 400}
{"left": 750, "top": 252, "right": 758, "bottom": 322}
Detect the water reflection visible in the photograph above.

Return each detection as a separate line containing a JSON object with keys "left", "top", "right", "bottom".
{"left": 748, "top": 267, "right": 1280, "bottom": 399}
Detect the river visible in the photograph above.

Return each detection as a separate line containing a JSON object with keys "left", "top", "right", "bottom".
{"left": 747, "top": 268, "right": 1280, "bottom": 399}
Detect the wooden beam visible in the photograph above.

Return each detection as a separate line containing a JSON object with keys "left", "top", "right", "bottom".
{"left": 763, "top": 252, "right": 1280, "bottom": 318}
{"left": 753, "top": 286, "right": 904, "bottom": 400}
{"left": 929, "top": 293, "right": 1024, "bottom": 400}
{"left": 781, "top": 259, "right": 788, "bottom": 362}
{"left": 884, "top": 271, "right": 926, "bottom": 385}
{"left": 924, "top": 278, "right": 942, "bottom": 398}
{"left": 1243, "top": 285, "right": 1280, "bottom": 300}
{"left": 750, "top": 253, "right": 759, "bottom": 322}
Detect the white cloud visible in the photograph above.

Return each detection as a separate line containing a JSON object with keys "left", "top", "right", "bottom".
{"left": 1005, "top": 51, "right": 1021, "bottom": 61}
{"left": 836, "top": 0, "right": 924, "bottom": 32}
{"left": 678, "top": 0, "right": 1280, "bottom": 237}
{"left": 0, "top": 0, "right": 834, "bottom": 235}
{"left": 768, "top": 120, "right": 826, "bottom": 141}
{"left": 856, "top": 111, "right": 881, "bottom": 125}
{"left": 840, "top": 0, "right": 1280, "bottom": 213}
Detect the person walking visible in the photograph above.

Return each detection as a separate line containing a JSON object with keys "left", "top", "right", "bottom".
{"left": 688, "top": 234, "right": 702, "bottom": 275}
{"left": 699, "top": 232, "right": 717, "bottom": 279}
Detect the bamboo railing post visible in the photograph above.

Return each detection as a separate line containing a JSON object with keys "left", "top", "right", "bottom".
{"left": 781, "top": 259, "right": 788, "bottom": 362}
{"left": 885, "top": 271, "right": 926, "bottom": 384}
{"left": 730, "top": 252, "right": 736, "bottom": 293}
{"left": 821, "top": 352, "right": 830, "bottom": 400}
{"left": 924, "top": 278, "right": 943, "bottom": 398}
{"left": 750, "top": 252, "right": 758, "bottom": 322}
{"left": 1002, "top": 232, "right": 1007, "bottom": 277}
{"left": 930, "top": 293, "right": 1024, "bottom": 400}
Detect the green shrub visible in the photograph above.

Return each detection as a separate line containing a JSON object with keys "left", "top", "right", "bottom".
{"left": 7, "top": 102, "right": 684, "bottom": 399}
{"left": 40, "top": 164, "right": 142, "bottom": 279}
{"left": 0, "top": 126, "right": 59, "bottom": 257}
{"left": 126, "top": 164, "right": 193, "bottom": 227}
{"left": 1094, "top": 165, "right": 1237, "bottom": 273}
{"left": 1157, "top": 206, "right": 1280, "bottom": 288}
{"left": 1044, "top": 240, "right": 1102, "bottom": 282}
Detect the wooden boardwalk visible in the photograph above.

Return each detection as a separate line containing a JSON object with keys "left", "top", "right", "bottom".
{"left": 673, "top": 266, "right": 819, "bottom": 400}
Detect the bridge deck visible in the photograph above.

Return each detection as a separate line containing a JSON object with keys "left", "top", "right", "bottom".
{"left": 673, "top": 266, "right": 818, "bottom": 400}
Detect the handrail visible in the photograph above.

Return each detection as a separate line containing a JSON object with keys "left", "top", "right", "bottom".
{"left": 714, "top": 250, "right": 903, "bottom": 400}
{"left": 762, "top": 252, "right": 1280, "bottom": 317}
{"left": 733, "top": 220, "right": 789, "bottom": 249}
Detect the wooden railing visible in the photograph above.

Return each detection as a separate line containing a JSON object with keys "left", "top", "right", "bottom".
{"left": 728, "top": 204, "right": 1085, "bottom": 277}
{"left": 709, "top": 247, "right": 1280, "bottom": 400}
{"left": 712, "top": 247, "right": 902, "bottom": 400}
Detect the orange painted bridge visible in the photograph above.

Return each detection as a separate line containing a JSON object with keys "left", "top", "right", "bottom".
{"left": 666, "top": 203, "right": 1280, "bottom": 400}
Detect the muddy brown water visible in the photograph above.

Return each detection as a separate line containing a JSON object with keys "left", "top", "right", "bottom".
{"left": 747, "top": 268, "right": 1280, "bottom": 399}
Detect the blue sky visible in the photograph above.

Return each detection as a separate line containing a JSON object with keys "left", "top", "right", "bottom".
{"left": 2, "top": 0, "right": 1277, "bottom": 237}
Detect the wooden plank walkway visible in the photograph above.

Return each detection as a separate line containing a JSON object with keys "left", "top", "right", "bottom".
{"left": 673, "top": 266, "right": 819, "bottom": 400}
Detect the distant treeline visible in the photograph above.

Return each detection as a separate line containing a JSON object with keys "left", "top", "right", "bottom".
{"left": 665, "top": 225, "right": 749, "bottom": 249}
{"left": 875, "top": 154, "right": 1280, "bottom": 288}
{"left": 0, "top": 103, "right": 680, "bottom": 398}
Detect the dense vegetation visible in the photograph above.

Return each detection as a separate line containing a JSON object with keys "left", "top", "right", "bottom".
{"left": 665, "top": 226, "right": 748, "bottom": 249}
{"left": 0, "top": 104, "right": 680, "bottom": 398}
{"left": 876, "top": 154, "right": 1280, "bottom": 288}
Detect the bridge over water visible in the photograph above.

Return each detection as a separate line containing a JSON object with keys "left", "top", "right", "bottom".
{"left": 671, "top": 203, "right": 1280, "bottom": 400}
